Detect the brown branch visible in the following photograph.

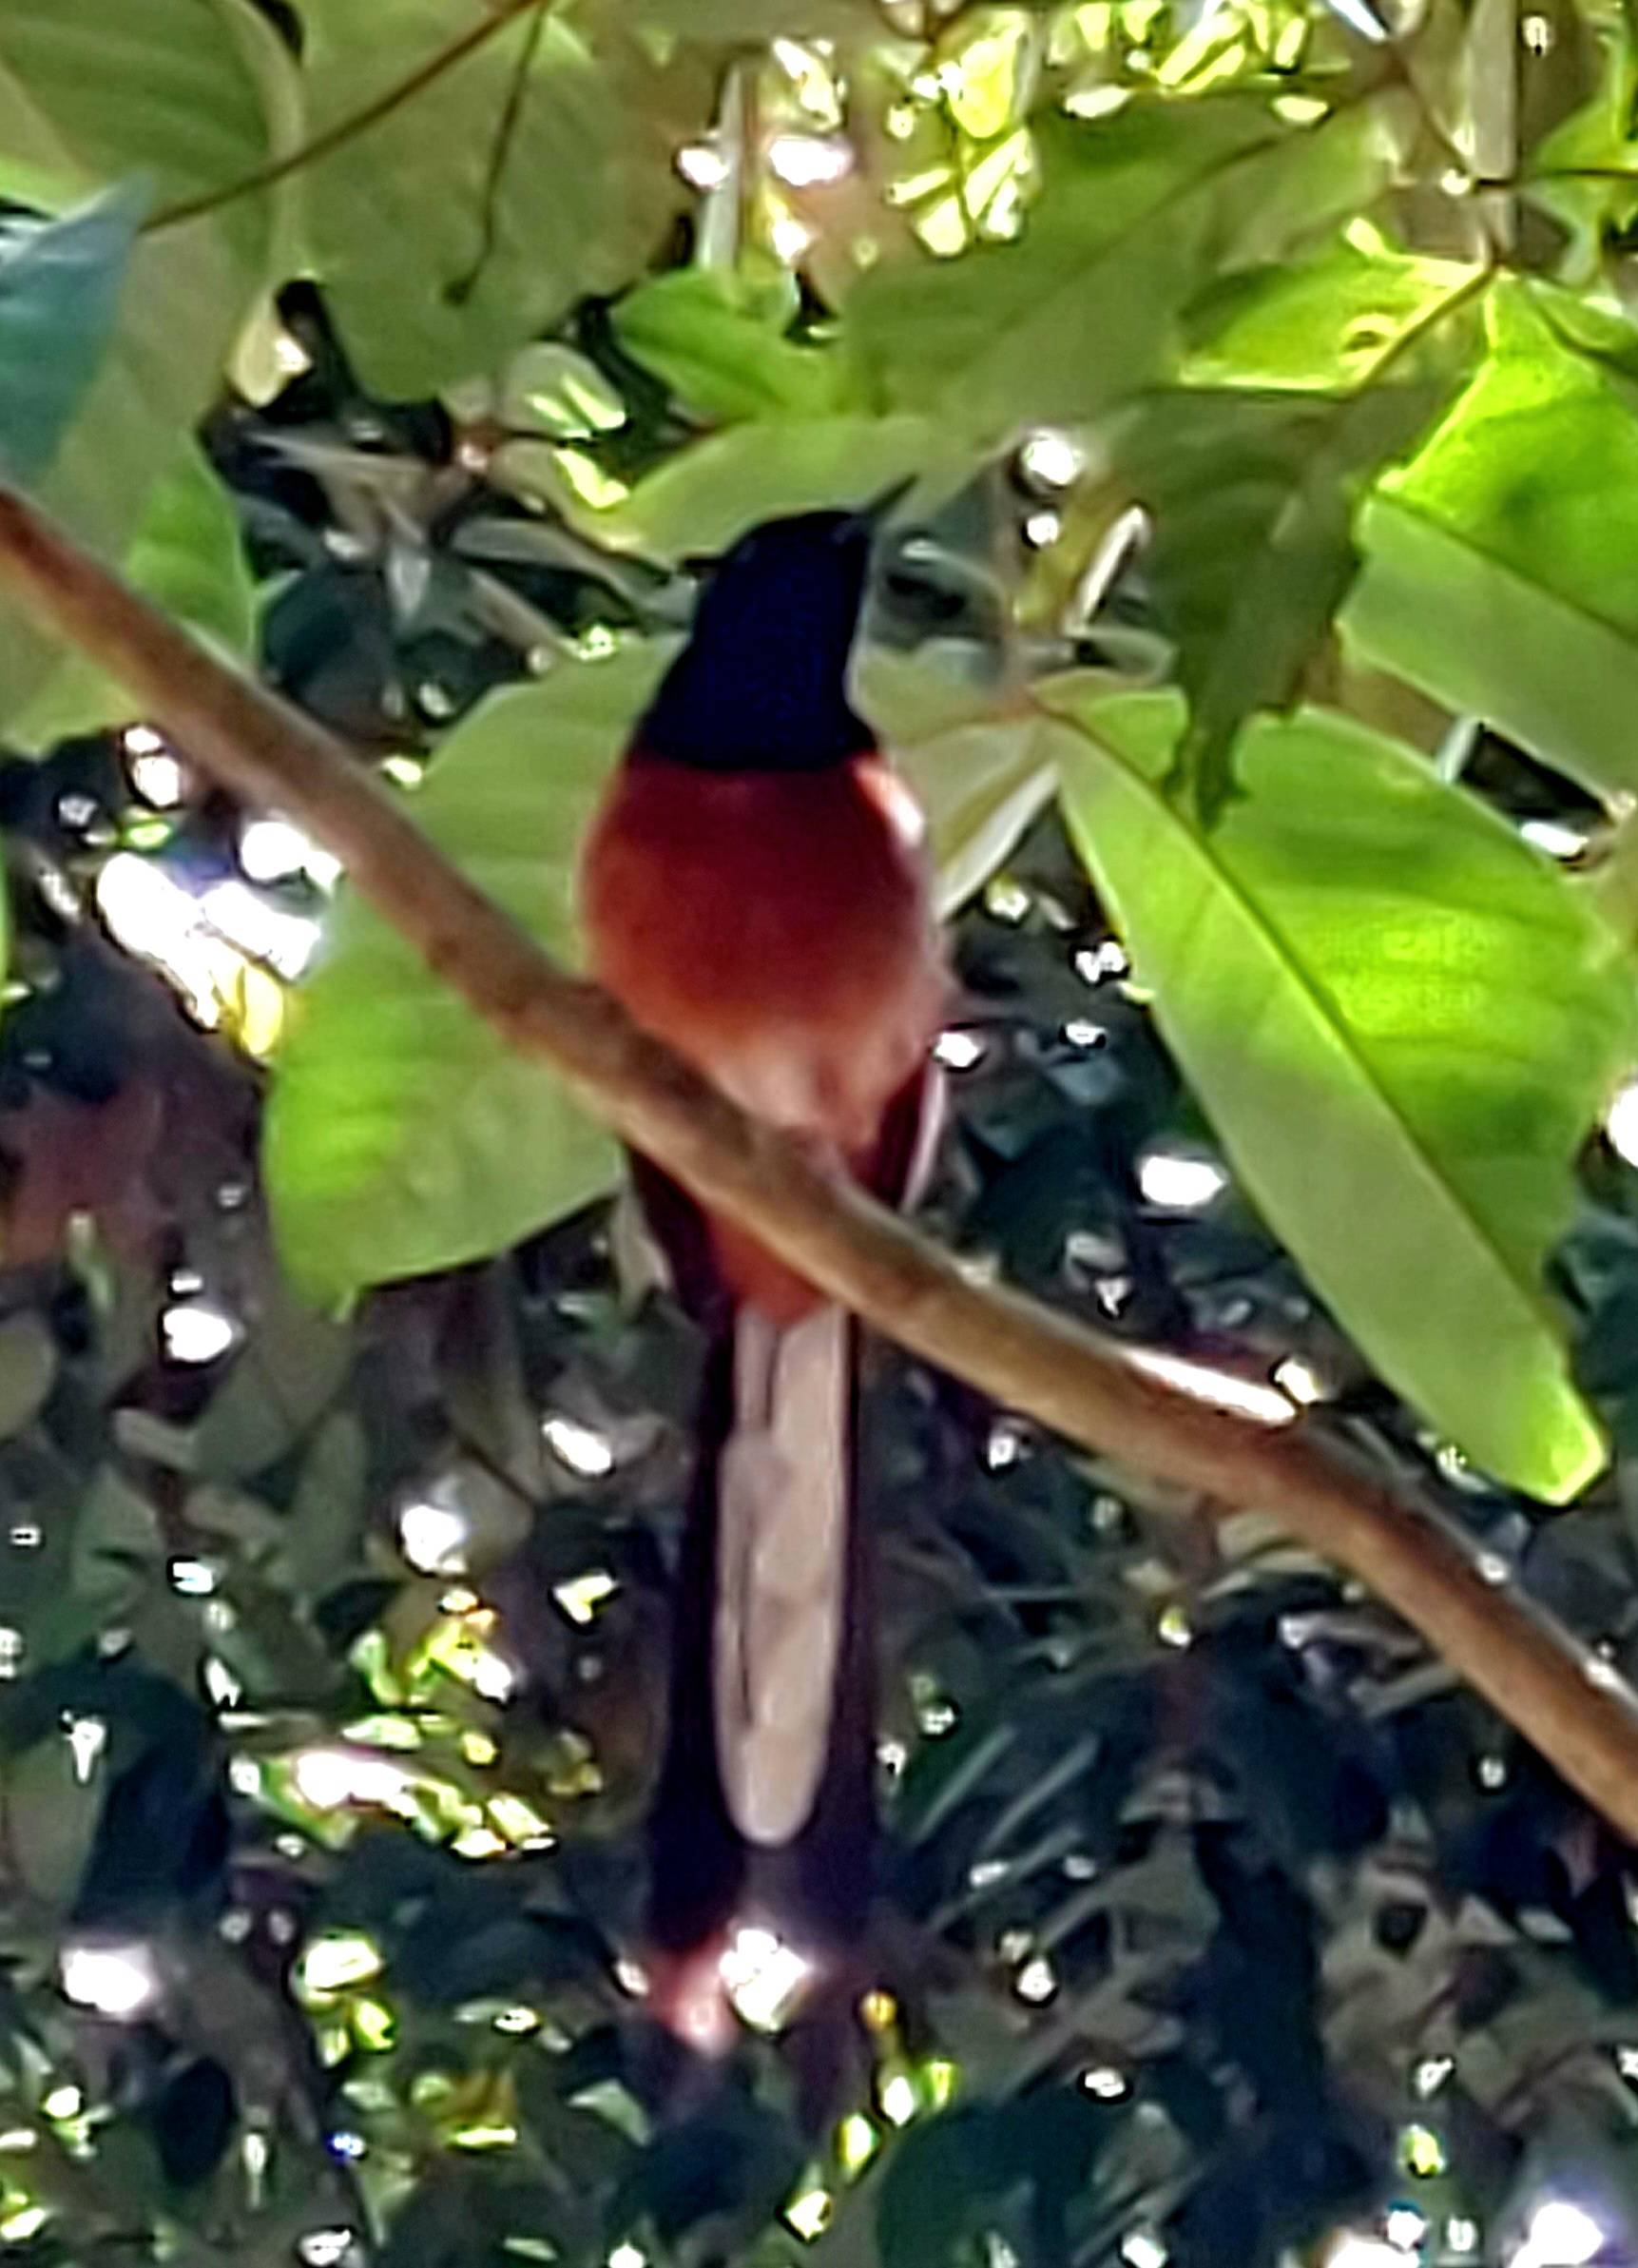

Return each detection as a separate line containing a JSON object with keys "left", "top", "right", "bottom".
{"left": 0, "top": 481, "right": 1636, "bottom": 1842}
{"left": 146, "top": 0, "right": 549, "bottom": 236}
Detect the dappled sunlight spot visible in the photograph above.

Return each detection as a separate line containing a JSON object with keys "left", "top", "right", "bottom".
{"left": 297, "top": 2230, "right": 357, "bottom": 2268}
{"left": 837, "top": 2112, "right": 880, "bottom": 2177}
{"left": 1123, "top": 1344, "right": 1298, "bottom": 1427}
{"left": 1272, "top": 1353, "right": 1329, "bottom": 1405}
{"left": 720, "top": 1924, "right": 815, "bottom": 2034}
{"left": 784, "top": 2185, "right": 834, "bottom": 2241}
{"left": 398, "top": 1494, "right": 470, "bottom": 1576}
{"left": 1020, "top": 430, "right": 1086, "bottom": 490}
{"left": 543, "top": 1413, "right": 616, "bottom": 1478}
{"left": 553, "top": 1568, "right": 619, "bottom": 1625}
{"left": 1384, "top": 2206, "right": 1426, "bottom": 2253}
{"left": 123, "top": 726, "right": 186, "bottom": 809}
{"left": 1325, "top": 2239, "right": 1407, "bottom": 2268}
{"left": 297, "top": 1934, "right": 383, "bottom": 2000}
{"left": 935, "top": 1028, "right": 986, "bottom": 1071}
{"left": 767, "top": 135, "right": 853, "bottom": 188}
{"left": 1512, "top": 2203, "right": 1607, "bottom": 2268}
{"left": 96, "top": 854, "right": 297, "bottom": 1056}
{"left": 675, "top": 142, "right": 728, "bottom": 191}
{"left": 162, "top": 1299, "right": 240, "bottom": 1366}
{"left": 1136, "top": 1148, "right": 1227, "bottom": 1211}
{"left": 1122, "top": 2234, "right": 1167, "bottom": 2268}
{"left": 240, "top": 814, "right": 342, "bottom": 890}
{"left": 291, "top": 1748, "right": 415, "bottom": 1816}
{"left": 1519, "top": 817, "right": 1589, "bottom": 863}
{"left": 1606, "top": 1079, "right": 1638, "bottom": 1168}
{"left": 200, "top": 881, "right": 321, "bottom": 980}
{"left": 60, "top": 1940, "right": 158, "bottom": 2019}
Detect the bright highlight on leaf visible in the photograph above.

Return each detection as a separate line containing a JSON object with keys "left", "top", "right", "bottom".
{"left": 1050, "top": 683, "right": 1635, "bottom": 1500}
{"left": 1346, "top": 284, "right": 1638, "bottom": 804}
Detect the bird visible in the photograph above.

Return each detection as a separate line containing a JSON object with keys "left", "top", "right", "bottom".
{"left": 578, "top": 502, "right": 949, "bottom": 2059}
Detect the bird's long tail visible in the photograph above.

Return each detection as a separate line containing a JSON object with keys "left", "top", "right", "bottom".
{"left": 646, "top": 1298, "right": 874, "bottom": 2038}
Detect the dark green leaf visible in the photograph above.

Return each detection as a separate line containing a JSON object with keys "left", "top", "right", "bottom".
{"left": 0, "top": 183, "right": 143, "bottom": 487}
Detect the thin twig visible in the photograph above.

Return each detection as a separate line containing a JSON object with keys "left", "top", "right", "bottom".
{"left": 146, "top": 0, "right": 549, "bottom": 236}
{"left": 1, "top": 483, "right": 1638, "bottom": 1850}
{"left": 446, "top": 0, "right": 551, "bottom": 305}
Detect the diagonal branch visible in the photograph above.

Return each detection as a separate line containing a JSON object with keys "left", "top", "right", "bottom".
{"left": 0, "top": 480, "right": 1635, "bottom": 1840}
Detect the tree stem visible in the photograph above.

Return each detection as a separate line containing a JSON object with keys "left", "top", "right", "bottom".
{"left": 0, "top": 481, "right": 1634, "bottom": 1839}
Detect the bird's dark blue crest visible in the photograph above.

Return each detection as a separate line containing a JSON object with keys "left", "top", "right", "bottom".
{"left": 639, "top": 510, "right": 877, "bottom": 773}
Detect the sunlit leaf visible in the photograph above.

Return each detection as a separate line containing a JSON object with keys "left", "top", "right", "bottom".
{"left": 1345, "top": 283, "right": 1638, "bottom": 804}
{"left": 10, "top": 442, "right": 256, "bottom": 747}
{"left": 264, "top": 649, "right": 666, "bottom": 1303}
{"left": 612, "top": 266, "right": 853, "bottom": 423}
{"left": 847, "top": 98, "right": 1385, "bottom": 433}
{"left": 552, "top": 414, "right": 947, "bottom": 563}
{"left": 0, "top": 0, "right": 288, "bottom": 268}
{"left": 295, "top": 0, "right": 678, "bottom": 396}
{"left": 1184, "top": 242, "right": 1483, "bottom": 391}
{"left": 1050, "top": 680, "right": 1632, "bottom": 1500}
{"left": 1113, "top": 378, "right": 1445, "bottom": 813}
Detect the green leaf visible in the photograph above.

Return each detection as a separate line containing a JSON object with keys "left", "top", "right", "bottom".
{"left": 0, "top": 184, "right": 144, "bottom": 487}
{"left": 10, "top": 443, "right": 255, "bottom": 746}
{"left": 1113, "top": 379, "right": 1444, "bottom": 815}
{"left": 190, "top": 1274, "right": 352, "bottom": 1483}
{"left": 559, "top": 413, "right": 945, "bottom": 564}
{"left": 846, "top": 98, "right": 1385, "bottom": 434}
{"left": 631, "top": 0, "right": 869, "bottom": 29}
{"left": 0, "top": 0, "right": 280, "bottom": 729}
{"left": 295, "top": 0, "right": 676, "bottom": 397}
{"left": 1, "top": 1734, "right": 101, "bottom": 1909}
{"left": 0, "top": 1312, "right": 56, "bottom": 1442}
{"left": 878, "top": 2094, "right": 1105, "bottom": 2268}
{"left": 612, "top": 267, "right": 853, "bottom": 423}
{"left": 1344, "top": 283, "right": 1638, "bottom": 804}
{"left": 264, "top": 648, "right": 667, "bottom": 1304}
{"left": 497, "top": 341, "right": 629, "bottom": 440}
{"left": 0, "top": 0, "right": 288, "bottom": 269}
{"left": 1184, "top": 243, "right": 1482, "bottom": 392}
{"left": 858, "top": 650, "right": 1059, "bottom": 914}
{"left": 1050, "top": 681, "right": 1632, "bottom": 1501}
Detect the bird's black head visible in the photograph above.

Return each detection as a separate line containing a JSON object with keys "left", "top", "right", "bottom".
{"left": 639, "top": 509, "right": 878, "bottom": 773}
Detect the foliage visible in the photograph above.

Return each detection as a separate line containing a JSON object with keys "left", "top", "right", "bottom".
{"left": 5, "top": 3, "right": 1638, "bottom": 2267}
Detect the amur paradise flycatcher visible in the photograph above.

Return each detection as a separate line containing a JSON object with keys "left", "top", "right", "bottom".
{"left": 579, "top": 504, "right": 949, "bottom": 2055}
